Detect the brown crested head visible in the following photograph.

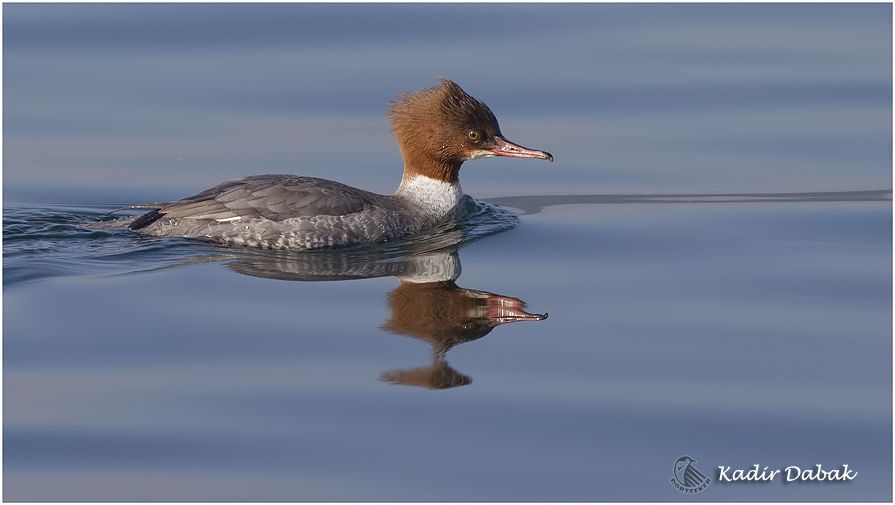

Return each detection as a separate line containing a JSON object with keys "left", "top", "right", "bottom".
{"left": 389, "top": 79, "right": 553, "bottom": 183}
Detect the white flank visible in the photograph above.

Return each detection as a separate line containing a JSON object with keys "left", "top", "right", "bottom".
{"left": 395, "top": 175, "right": 463, "bottom": 219}
{"left": 215, "top": 216, "right": 242, "bottom": 223}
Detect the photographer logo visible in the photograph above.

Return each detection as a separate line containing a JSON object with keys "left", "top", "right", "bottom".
{"left": 670, "top": 455, "right": 711, "bottom": 494}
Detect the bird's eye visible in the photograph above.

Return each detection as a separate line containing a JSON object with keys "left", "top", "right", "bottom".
{"left": 467, "top": 130, "right": 481, "bottom": 142}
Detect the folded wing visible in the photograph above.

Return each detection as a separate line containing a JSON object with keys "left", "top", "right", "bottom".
{"left": 129, "top": 175, "right": 376, "bottom": 230}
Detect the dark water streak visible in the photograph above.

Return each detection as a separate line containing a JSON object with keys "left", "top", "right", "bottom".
{"left": 487, "top": 189, "right": 892, "bottom": 215}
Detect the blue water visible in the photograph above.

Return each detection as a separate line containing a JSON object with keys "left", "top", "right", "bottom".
{"left": 3, "top": 4, "right": 892, "bottom": 501}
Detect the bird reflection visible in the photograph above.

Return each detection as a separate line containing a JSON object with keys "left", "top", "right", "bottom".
{"left": 220, "top": 237, "right": 546, "bottom": 389}
{"left": 380, "top": 271, "right": 546, "bottom": 389}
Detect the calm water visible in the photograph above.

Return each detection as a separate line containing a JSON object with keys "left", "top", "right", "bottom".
{"left": 4, "top": 4, "right": 893, "bottom": 502}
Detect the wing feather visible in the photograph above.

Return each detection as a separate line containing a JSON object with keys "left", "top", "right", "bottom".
{"left": 130, "top": 175, "right": 377, "bottom": 230}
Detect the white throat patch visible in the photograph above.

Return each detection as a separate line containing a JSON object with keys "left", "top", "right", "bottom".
{"left": 396, "top": 175, "right": 463, "bottom": 219}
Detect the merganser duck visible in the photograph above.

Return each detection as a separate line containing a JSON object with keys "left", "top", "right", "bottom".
{"left": 126, "top": 79, "right": 553, "bottom": 250}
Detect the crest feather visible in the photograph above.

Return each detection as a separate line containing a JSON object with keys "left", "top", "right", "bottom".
{"left": 389, "top": 79, "right": 498, "bottom": 135}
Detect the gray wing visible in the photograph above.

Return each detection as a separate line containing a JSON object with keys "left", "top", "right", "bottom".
{"left": 130, "top": 175, "right": 379, "bottom": 230}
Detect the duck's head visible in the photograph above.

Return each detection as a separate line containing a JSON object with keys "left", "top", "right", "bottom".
{"left": 389, "top": 79, "right": 553, "bottom": 183}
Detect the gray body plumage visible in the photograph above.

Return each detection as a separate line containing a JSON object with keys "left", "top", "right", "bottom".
{"left": 130, "top": 175, "right": 447, "bottom": 250}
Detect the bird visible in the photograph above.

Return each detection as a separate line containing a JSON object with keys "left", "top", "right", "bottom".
{"left": 126, "top": 79, "right": 552, "bottom": 250}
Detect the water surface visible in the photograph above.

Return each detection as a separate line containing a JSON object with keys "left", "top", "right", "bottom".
{"left": 4, "top": 4, "right": 892, "bottom": 501}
